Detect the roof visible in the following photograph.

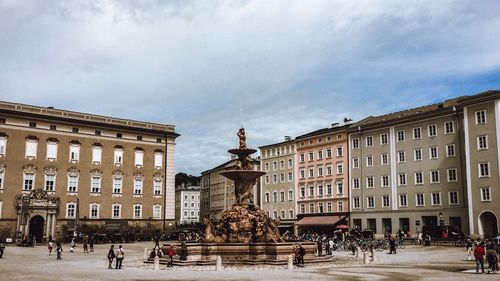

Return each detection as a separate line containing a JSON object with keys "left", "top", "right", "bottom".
{"left": 258, "top": 139, "right": 295, "bottom": 149}
{"left": 295, "top": 124, "right": 350, "bottom": 140}
{"left": 294, "top": 216, "right": 343, "bottom": 226}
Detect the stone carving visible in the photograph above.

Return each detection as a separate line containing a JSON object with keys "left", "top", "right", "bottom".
{"left": 22, "top": 164, "right": 37, "bottom": 174}
{"left": 90, "top": 168, "right": 103, "bottom": 177}
{"left": 30, "top": 188, "right": 47, "bottom": 200}
{"left": 16, "top": 188, "right": 60, "bottom": 207}
{"left": 112, "top": 169, "right": 124, "bottom": 179}
{"left": 67, "top": 166, "right": 80, "bottom": 176}
{"left": 44, "top": 165, "right": 58, "bottom": 176}
{"left": 0, "top": 163, "right": 6, "bottom": 173}
{"left": 133, "top": 171, "right": 145, "bottom": 180}
{"left": 153, "top": 172, "right": 163, "bottom": 181}
{"left": 237, "top": 128, "right": 247, "bottom": 149}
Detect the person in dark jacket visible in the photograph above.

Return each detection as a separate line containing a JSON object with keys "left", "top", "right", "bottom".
{"left": 107, "top": 245, "right": 115, "bottom": 269}
{"left": 298, "top": 244, "right": 306, "bottom": 266}
{"left": 0, "top": 241, "right": 5, "bottom": 258}
{"left": 55, "top": 241, "right": 63, "bottom": 260}
{"left": 389, "top": 236, "right": 397, "bottom": 254}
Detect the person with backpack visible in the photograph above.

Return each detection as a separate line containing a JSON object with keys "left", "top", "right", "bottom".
{"left": 107, "top": 245, "right": 115, "bottom": 269}
{"left": 55, "top": 241, "right": 63, "bottom": 260}
{"left": 115, "top": 245, "right": 124, "bottom": 269}
{"left": 486, "top": 242, "right": 499, "bottom": 273}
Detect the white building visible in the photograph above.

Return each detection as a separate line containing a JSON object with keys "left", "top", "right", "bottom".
{"left": 175, "top": 185, "right": 201, "bottom": 225}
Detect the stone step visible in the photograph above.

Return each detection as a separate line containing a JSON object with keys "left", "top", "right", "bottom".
{"left": 144, "top": 255, "right": 334, "bottom": 266}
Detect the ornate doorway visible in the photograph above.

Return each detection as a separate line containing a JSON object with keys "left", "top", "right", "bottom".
{"left": 479, "top": 211, "right": 498, "bottom": 238}
{"left": 29, "top": 216, "right": 44, "bottom": 243}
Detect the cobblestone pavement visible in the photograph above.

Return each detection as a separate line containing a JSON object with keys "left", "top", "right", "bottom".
{"left": 0, "top": 242, "right": 497, "bottom": 280}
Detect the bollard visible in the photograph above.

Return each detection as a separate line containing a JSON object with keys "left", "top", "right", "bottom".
{"left": 356, "top": 247, "right": 361, "bottom": 259}
{"left": 287, "top": 255, "right": 294, "bottom": 270}
{"left": 144, "top": 248, "right": 148, "bottom": 260}
{"left": 153, "top": 256, "right": 160, "bottom": 270}
{"left": 371, "top": 249, "right": 376, "bottom": 262}
{"left": 216, "top": 256, "right": 222, "bottom": 271}
{"left": 363, "top": 252, "right": 370, "bottom": 264}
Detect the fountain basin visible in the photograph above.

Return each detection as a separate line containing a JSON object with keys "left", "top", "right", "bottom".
{"left": 220, "top": 170, "right": 266, "bottom": 181}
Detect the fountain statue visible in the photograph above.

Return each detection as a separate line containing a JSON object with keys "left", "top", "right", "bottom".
{"left": 203, "top": 128, "right": 282, "bottom": 243}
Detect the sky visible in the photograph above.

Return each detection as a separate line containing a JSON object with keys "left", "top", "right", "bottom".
{"left": 1, "top": 0, "right": 500, "bottom": 175}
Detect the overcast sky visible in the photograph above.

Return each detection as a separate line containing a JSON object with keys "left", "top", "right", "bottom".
{"left": 1, "top": 0, "right": 500, "bottom": 175}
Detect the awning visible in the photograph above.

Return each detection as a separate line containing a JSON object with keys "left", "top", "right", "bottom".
{"left": 294, "top": 216, "right": 343, "bottom": 226}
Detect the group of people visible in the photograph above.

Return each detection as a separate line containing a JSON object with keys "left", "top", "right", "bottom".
{"left": 468, "top": 238, "right": 499, "bottom": 274}
{"left": 46, "top": 240, "right": 63, "bottom": 259}
{"left": 107, "top": 245, "right": 125, "bottom": 269}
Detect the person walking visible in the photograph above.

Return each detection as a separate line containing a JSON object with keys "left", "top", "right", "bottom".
{"left": 89, "top": 236, "right": 94, "bottom": 253}
{"left": 55, "top": 241, "right": 63, "bottom": 260}
{"left": 115, "top": 245, "right": 124, "bottom": 269}
{"left": 466, "top": 237, "right": 473, "bottom": 261}
{"left": 0, "top": 241, "right": 5, "bottom": 258}
{"left": 82, "top": 236, "right": 88, "bottom": 253}
{"left": 474, "top": 242, "right": 486, "bottom": 274}
{"left": 486, "top": 243, "right": 499, "bottom": 273}
{"left": 329, "top": 239, "right": 334, "bottom": 256}
{"left": 166, "top": 244, "right": 174, "bottom": 267}
{"left": 298, "top": 244, "right": 306, "bottom": 266}
{"left": 70, "top": 238, "right": 76, "bottom": 253}
{"left": 107, "top": 245, "right": 115, "bottom": 269}
{"left": 48, "top": 240, "right": 54, "bottom": 256}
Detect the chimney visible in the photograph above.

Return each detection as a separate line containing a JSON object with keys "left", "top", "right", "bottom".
{"left": 284, "top": 136, "right": 291, "bottom": 141}
{"left": 331, "top": 123, "right": 339, "bottom": 128}
{"left": 343, "top": 117, "right": 353, "bottom": 125}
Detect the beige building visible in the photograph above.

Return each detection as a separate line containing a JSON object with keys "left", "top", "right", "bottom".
{"left": 200, "top": 158, "right": 260, "bottom": 221}
{"left": 294, "top": 124, "right": 350, "bottom": 234}
{"left": 0, "top": 101, "right": 178, "bottom": 242}
{"left": 174, "top": 185, "right": 200, "bottom": 225}
{"left": 461, "top": 91, "right": 500, "bottom": 238}
{"left": 259, "top": 137, "right": 296, "bottom": 232}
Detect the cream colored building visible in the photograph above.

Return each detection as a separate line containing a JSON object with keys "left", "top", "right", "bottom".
{"left": 0, "top": 101, "right": 178, "bottom": 242}
{"left": 259, "top": 137, "right": 296, "bottom": 232}
{"left": 175, "top": 185, "right": 200, "bottom": 225}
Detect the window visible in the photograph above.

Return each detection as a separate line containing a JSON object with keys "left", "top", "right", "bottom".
{"left": 352, "top": 178, "right": 360, "bottom": 189}
{"left": 273, "top": 192, "right": 278, "bottom": 202}
{"left": 308, "top": 186, "right": 314, "bottom": 197}
{"left": 336, "top": 181, "right": 343, "bottom": 195}
{"left": 134, "top": 205, "right": 142, "bottom": 219}
{"left": 23, "top": 173, "right": 35, "bottom": 190}
{"left": 288, "top": 190, "right": 293, "bottom": 201}
{"left": 308, "top": 152, "right": 314, "bottom": 161}
{"left": 449, "top": 191, "right": 459, "bottom": 205}
{"left": 337, "top": 201, "right": 343, "bottom": 212}
{"left": 479, "top": 162, "right": 490, "bottom": 177}
{"left": 0, "top": 137, "right": 6, "bottom": 156}
{"left": 66, "top": 203, "right": 76, "bottom": 219}
{"left": 299, "top": 154, "right": 305, "bottom": 162}
{"left": 326, "top": 149, "right": 332, "bottom": 158}
{"left": 0, "top": 170, "right": 4, "bottom": 190}
{"left": 366, "top": 156, "right": 373, "bottom": 167}
{"left": 92, "top": 146, "right": 102, "bottom": 163}
{"left": 367, "top": 197, "right": 375, "bottom": 208}
{"left": 317, "top": 150, "right": 323, "bottom": 160}
{"left": 381, "top": 154, "right": 388, "bottom": 165}
{"left": 429, "top": 147, "right": 438, "bottom": 159}
{"left": 288, "top": 158, "right": 293, "bottom": 168}
{"left": 337, "top": 163, "right": 343, "bottom": 174}
{"left": 309, "top": 203, "right": 315, "bottom": 213}
{"left": 413, "top": 127, "right": 421, "bottom": 139}
{"left": 337, "top": 147, "right": 343, "bottom": 156}
{"left": 414, "top": 172, "right": 423, "bottom": 185}
{"left": 481, "top": 187, "right": 491, "bottom": 201}
{"left": 69, "top": 144, "right": 80, "bottom": 162}
{"left": 280, "top": 191, "right": 285, "bottom": 202}
{"left": 381, "top": 175, "right": 389, "bottom": 187}
{"left": 326, "top": 166, "right": 332, "bottom": 175}
{"left": 134, "top": 179, "right": 143, "bottom": 194}
{"left": 117, "top": 133, "right": 122, "bottom": 138}
{"left": 317, "top": 185, "right": 324, "bottom": 196}
{"left": 380, "top": 133, "right": 388, "bottom": 144}
{"left": 398, "top": 151, "right": 406, "bottom": 163}
{"left": 273, "top": 162, "right": 277, "bottom": 170}
{"left": 153, "top": 205, "right": 161, "bottom": 219}
{"left": 95, "top": 130, "right": 101, "bottom": 136}
{"left": 288, "top": 172, "right": 293, "bottom": 181}
{"left": 154, "top": 152, "right": 163, "bottom": 169}
{"left": 366, "top": 136, "right": 373, "bottom": 147}
{"left": 45, "top": 175, "right": 55, "bottom": 191}
{"left": 72, "top": 127, "right": 79, "bottom": 133}
{"left": 318, "top": 202, "right": 324, "bottom": 213}
{"left": 29, "top": 122, "right": 36, "bottom": 128}
{"left": 446, "top": 144, "right": 456, "bottom": 157}
{"left": 326, "top": 184, "right": 332, "bottom": 195}
{"left": 414, "top": 149, "right": 422, "bottom": 161}
{"left": 352, "top": 138, "right": 359, "bottom": 149}
{"left": 399, "top": 194, "right": 408, "bottom": 207}
{"left": 398, "top": 173, "right": 407, "bottom": 186}
{"left": 476, "top": 110, "right": 487, "bottom": 124}
{"left": 317, "top": 167, "right": 323, "bottom": 177}
{"left": 447, "top": 168, "right": 457, "bottom": 182}
{"left": 91, "top": 176, "right": 101, "bottom": 193}
{"left": 90, "top": 204, "right": 99, "bottom": 219}
{"left": 50, "top": 124, "right": 57, "bottom": 130}
{"left": 431, "top": 192, "right": 441, "bottom": 206}
{"left": 112, "top": 204, "right": 121, "bottom": 219}
{"left": 280, "top": 160, "right": 285, "bottom": 169}
{"left": 445, "top": 121, "right": 454, "bottom": 134}
{"left": 134, "top": 150, "right": 144, "bottom": 167}
{"left": 382, "top": 196, "right": 390, "bottom": 208}
{"left": 299, "top": 169, "right": 305, "bottom": 179}
{"left": 300, "top": 204, "right": 305, "bottom": 214}
{"left": 327, "top": 202, "right": 332, "bottom": 212}
{"left": 68, "top": 175, "right": 78, "bottom": 192}
{"left": 113, "top": 178, "right": 122, "bottom": 194}
{"left": 397, "top": 130, "right": 405, "bottom": 142}
{"left": 114, "top": 149, "right": 123, "bottom": 165}
{"left": 154, "top": 180, "right": 162, "bottom": 195}
{"left": 137, "top": 135, "right": 143, "bottom": 141}
{"left": 308, "top": 168, "right": 314, "bottom": 178}
{"left": 25, "top": 140, "right": 38, "bottom": 159}
{"left": 353, "top": 197, "right": 360, "bottom": 209}
{"left": 428, "top": 124, "right": 437, "bottom": 137}
{"left": 352, "top": 158, "right": 359, "bottom": 168}
{"left": 477, "top": 135, "right": 488, "bottom": 150}
{"left": 264, "top": 193, "right": 270, "bottom": 203}
{"left": 280, "top": 210, "right": 285, "bottom": 219}
{"left": 430, "top": 170, "right": 440, "bottom": 183}
{"left": 416, "top": 193, "right": 425, "bottom": 206}
{"left": 46, "top": 142, "right": 58, "bottom": 160}
{"left": 366, "top": 177, "right": 374, "bottom": 188}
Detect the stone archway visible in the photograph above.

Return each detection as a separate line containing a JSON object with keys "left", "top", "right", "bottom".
{"left": 29, "top": 215, "right": 45, "bottom": 243}
{"left": 478, "top": 211, "right": 498, "bottom": 238}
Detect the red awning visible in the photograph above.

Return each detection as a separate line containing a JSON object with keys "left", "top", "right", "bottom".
{"left": 295, "top": 216, "right": 342, "bottom": 226}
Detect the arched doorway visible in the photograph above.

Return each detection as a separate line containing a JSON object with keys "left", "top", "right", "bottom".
{"left": 479, "top": 211, "right": 498, "bottom": 238}
{"left": 29, "top": 216, "right": 44, "bottom": 243}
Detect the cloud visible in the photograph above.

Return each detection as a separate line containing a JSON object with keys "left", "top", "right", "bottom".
{"left": 1, "top": 0, "right": 500, "bottom": 174}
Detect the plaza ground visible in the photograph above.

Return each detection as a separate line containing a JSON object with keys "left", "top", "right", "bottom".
{"left": 0, "top": 241, "right": 497, "bottom": 280}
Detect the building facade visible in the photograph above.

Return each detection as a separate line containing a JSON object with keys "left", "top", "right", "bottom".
{"left": 0, "top": 101, "right": 178, "bottom": 242}
{"left": 259, "top": 137, "right": 296, "bottom": 232}
{"left": 294, "top": 124, "right": 350, "bottom": 234}
{"left": 174, "top": 185, "right": 200, "bottom": 225}
{"left": 200, "top": 158, "right": 260, "bottom": 221}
